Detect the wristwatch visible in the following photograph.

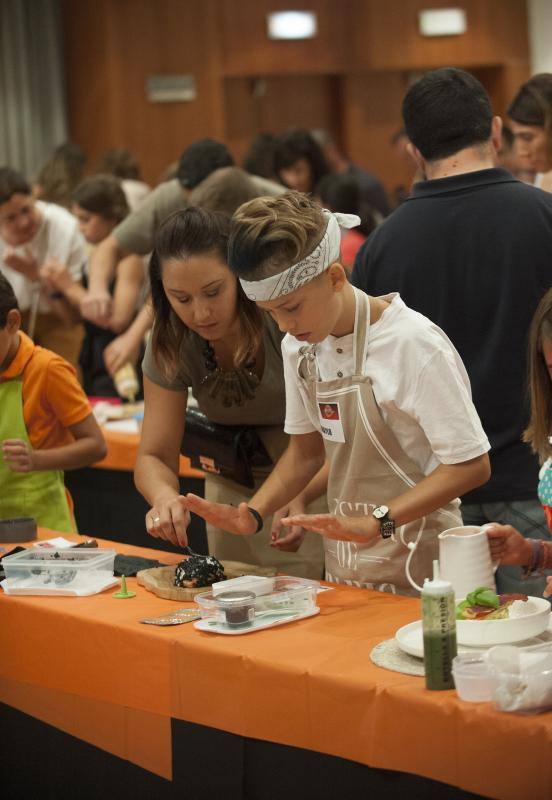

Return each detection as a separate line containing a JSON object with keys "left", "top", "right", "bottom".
{"left": 372, "top": 505, "right": 395, "bottom": 539}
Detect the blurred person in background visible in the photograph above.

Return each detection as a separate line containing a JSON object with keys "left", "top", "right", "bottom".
{"left": 81, "top": 139, "right": 234, "bottom": 328}
{"left": 389, "top": 128, "right": 420, "bottom": 205}
{"left": 0, "top": 167, "right": 86, "bottom": 368}
{"left": 97, "top": 147, "right": 151, "bottom": 211}
{"left": 312, "top": 129, "right": 390, "bottom": 218}
{"left": 497, "top": 125, "right": 536, "bottom": 183}
{"left": 41, "top": 175, "right": 145, "bottom": 397}
{"left": 33, "top": 142, "right": 87, "bottom": 209}
{"left": 316, "top": 173, "right": 377, "bottom": 270}
{"left": 508, "top": 73, "right": 552, "bottom": 191}
{"left": 82, "top": 138, "right": 284, "bottom": 330}
{"left": 273, "top": 129, "right": 329, "bottom": 195}
{"left": 242, "top": 133, "right": 277, "bottom": 181}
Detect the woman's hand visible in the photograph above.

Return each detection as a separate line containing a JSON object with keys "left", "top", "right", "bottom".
{"left": 145, "top": 494, "right": 191, "bottom": 548}
{"left": 544, "top": 577, "right": 552, "bottom": 598}
{"left": 181, "top": 494, "right": 258, "bottom": 536}
{"left": 280, "top": 513, "right": 379, "bottom": 544}
{"left": 271, "top": 497, "right": 306, "bottom": 552}
{"left": 103, "top": 332, "right": 141, "bottom": 376}
{"left": 486, "top": 524, "right": 533, "bottom": 566}
{"left": 2, "top": 439, "right": 39, "bottom": 472}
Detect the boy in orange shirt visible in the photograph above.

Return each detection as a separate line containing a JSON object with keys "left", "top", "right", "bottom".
{"left": 0, "top": 273, "right": 106, "bottom": 532}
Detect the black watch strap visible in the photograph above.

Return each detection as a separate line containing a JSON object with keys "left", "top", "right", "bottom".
{"left": 248, "top": 507, "right": 264, "bottom": 534}
{"left": 380, "top": 518, "right": 395, "bottom": 539}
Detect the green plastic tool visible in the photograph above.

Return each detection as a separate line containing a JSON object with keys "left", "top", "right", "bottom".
{"left": 113, "top": 574, "right": 136, "bottom": 599}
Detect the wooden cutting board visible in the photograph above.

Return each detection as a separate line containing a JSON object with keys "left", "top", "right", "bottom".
{"left": 136, "top": 561, "right": 278, "bottom": 601}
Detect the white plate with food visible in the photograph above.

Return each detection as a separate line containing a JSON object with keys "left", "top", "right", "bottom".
{"left": 395, "top": 589, "right": 552, "bottom": 658}
{"left": 455, "top": 590, "right": 551, "bottom": 646}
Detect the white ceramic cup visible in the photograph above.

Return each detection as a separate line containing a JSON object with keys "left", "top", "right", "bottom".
{"left": 438, "top": 524, "right": 497, "bottom": 600}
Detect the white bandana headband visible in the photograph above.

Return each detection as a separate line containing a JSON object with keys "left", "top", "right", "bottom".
{"left": 239, "top": 209, "right": 361, "bottom": 302}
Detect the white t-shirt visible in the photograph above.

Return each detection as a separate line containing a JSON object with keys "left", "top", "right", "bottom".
{"left": 0, "top": 200, "right": 87, "bottom": 312}
{"left": 283, "top": 289, "right": 490, "bottom": 475}
{"left": 121, "top": 179, "right": 152, "bottom": 212}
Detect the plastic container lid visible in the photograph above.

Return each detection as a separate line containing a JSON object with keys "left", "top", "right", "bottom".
{"left": 216, "top": 590, "right": 256, "bottom": 607}
{"left": 212, "top": 575, "right": 275, "bottom": 597}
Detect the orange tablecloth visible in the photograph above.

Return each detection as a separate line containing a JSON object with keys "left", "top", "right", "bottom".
{"left": 1, "top": 529, "right": 552, "bottom": 799}
{"left": 93, "top": 427, "right": 204, "bottom": 478}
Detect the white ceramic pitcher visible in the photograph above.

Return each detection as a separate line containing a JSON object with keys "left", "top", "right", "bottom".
{"left": 438, "top": 525, "right": 497, "bottom": 600}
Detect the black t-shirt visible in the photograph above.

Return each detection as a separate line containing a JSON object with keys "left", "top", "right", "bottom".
{"left": 351, "top": 168, "right": 552, "bottom": 504}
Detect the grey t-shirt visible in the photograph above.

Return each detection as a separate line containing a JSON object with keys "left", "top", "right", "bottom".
{"left": 113, "top": 173, "right": 285, "bottom": 256}
{"left": 114, "top": 179, "right": 185, "bottom": 255}
{"left": 142, "top": 313, "right": 286, "bottom": 428}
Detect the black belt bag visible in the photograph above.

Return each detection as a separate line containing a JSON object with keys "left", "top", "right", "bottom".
{"left": 181, "top": 408, "right": 272, "bottom": 489}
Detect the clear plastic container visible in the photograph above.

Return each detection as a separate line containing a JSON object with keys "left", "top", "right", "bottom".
{"left": 195, "top": 576, "right": 319, "bottom": 624}
{"left": 2, "top": 548, "right": 116, "bottom": 593}
{"left": 487, "top": 645, "right": 552, "bottom": 713}
{"left": 452, "top": 653, "right": 497, "bottom": 702}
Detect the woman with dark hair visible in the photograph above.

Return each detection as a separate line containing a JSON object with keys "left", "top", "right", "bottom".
{"left": 273, "top": 129, "right": 329, "bottom": 194}
{"left": 134, "top": 206, "right": 325, "bottom": 576}
{"left": 508, "top": 74, "right": 552, "bottom": 189}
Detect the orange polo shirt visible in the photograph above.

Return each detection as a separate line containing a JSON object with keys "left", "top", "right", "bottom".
{"left": 0, "top": 332, "right": 92, "bottom": 450}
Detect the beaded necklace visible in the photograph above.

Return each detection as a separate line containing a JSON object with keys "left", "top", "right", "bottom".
{"left": 200, "top": 340, "right": 260, "bottom": 407}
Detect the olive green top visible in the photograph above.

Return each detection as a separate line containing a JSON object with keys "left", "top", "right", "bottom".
{"left": 142, "top": 313, "right": 286, "bottom": 428}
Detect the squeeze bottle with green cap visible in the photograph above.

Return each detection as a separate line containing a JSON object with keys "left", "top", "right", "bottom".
{"left": 422, "top": 559, "right": 457, "bottom": 690}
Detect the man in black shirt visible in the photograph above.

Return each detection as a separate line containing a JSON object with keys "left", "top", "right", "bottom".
{"left": 352, "top": 68, "right": 552, "bottom": 595}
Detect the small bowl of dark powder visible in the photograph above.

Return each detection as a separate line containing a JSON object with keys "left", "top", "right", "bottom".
{"left": 216, "top": 590, "right": 256, "bottom": 627}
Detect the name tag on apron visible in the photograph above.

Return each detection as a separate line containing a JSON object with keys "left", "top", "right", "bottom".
{"left": 318, "top": 401, "right": 345, "bottom": 443}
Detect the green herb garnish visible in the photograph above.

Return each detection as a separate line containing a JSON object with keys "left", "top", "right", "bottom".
{"left": 456, "top": 587, "right": 499, "bottom": 619}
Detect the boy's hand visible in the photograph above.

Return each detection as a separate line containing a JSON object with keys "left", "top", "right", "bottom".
{"left": 80, "top": 289, "right": 113, "bottom": 328}
{"left": 486, "top": 524, "right": 533, "bottom": 566}
{"left": 280, "top": 513, "right": 379, "bottom": 544}
{"left": 4, "top": 248, "right": 39, "bottom": 282}
{"left": 40, "top": 258, "right": 73, "bottom": 293}
{"left": 2, "top": 439, "right": 39, "bottom": 472}
{"left": 544, "top": 577, "right": 552, "bottom": 598}
{"left": 181, "top": 494, "right": 258, "bottom": 536}
{"left": 271, "top": 498, "right": 306, "bottom": 552}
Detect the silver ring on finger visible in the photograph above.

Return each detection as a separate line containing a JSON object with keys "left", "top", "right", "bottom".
{"left": 152, "top": 516, "right": 160, "bottom": 525}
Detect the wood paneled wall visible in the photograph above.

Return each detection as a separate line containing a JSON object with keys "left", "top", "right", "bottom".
{"left": 62, "top": 0, "right": 530, "bottom": 195}
{"left": 62, "top": 0, "right": 225, "bottom": 183}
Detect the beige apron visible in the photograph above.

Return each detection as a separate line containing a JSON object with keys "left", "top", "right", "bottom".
{"left": 297, "top": 291, "right": 461, "bottom": 596}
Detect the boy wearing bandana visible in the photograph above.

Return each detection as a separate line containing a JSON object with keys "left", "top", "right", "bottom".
{"left": 183, "top": 192, "right": 491, "bottom": 595}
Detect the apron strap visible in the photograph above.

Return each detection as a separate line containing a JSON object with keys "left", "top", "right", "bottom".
{"left": 353, "top": 289, "right": 370, "bottom": 376}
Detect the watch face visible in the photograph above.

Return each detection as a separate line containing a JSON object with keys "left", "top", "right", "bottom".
{"left": 373, "top": 505, "right": 389, "bottom": 519}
